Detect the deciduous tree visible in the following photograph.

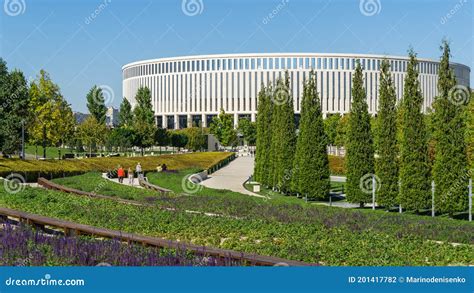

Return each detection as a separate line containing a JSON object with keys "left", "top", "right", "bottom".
{"left": 133, "top": 87, "right": 156, "bottom": 155}
{"left": 209, "top": 109, "right": 237, "bottom": 147}
{"left": 238, "top": 118, "right": 257, "bottom": 146}
{"left": 86, "top": 85, "right": 107, "bottom": 125}
{"left": 28, "top": 70, "right": 75, "bottom": 159}
{"left": 119, "top": 98, "right": 133, "bottom": 127}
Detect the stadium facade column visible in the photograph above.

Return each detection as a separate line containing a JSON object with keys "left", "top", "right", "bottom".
{"left": 174, "top": 114, "right": 179, "bottom": 129}
{"left": 162, "top": 115, "right": 167, "bottom": 129}
{"left": 233, "top": 113, "right": 238, "bottom": 128}
{"left": 187, "top": 114, "right": 192, "bottom": 128}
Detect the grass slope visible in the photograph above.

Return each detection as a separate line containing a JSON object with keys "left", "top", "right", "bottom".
{"left": 0, "top": 152, "right": 232, "bottom": 181}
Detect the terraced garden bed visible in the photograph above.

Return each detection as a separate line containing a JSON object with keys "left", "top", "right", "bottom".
{"left": 0, "top": 184, "right": 472, "bottom": 266}
{"left": 52, "top": 172, "right": 474, "bottom": 245}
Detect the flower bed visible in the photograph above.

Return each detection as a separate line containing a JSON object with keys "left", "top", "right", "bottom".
{"left": 0, "top": 224, "right": 240, "bottom": 266}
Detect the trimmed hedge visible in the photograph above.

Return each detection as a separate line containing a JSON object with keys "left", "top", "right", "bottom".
{"left": 0, "top": 152, "right": 233, "bottom": 182}
{"left": 207, "top": 153, "right": 236, "bottom": 174}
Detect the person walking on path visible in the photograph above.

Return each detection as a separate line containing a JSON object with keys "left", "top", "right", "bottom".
{"left": 128, "top": 167, "right": 134, "bottom": 186}
{"left": 117, "top": 166, "right": 125, "bottom": 183}
{"left": 136, "top": 162, "right": 142, "bottom": 181}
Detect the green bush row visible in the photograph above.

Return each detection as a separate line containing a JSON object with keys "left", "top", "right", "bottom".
{"left": 206, "top": 153, "right": 236, "bottom": 174}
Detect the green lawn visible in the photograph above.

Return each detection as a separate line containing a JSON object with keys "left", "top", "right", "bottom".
{"left": 53, "top": 172, "right": 161, "bottom": 201}
{"left": 25, "top": 145, "right": 74, "bottom": 159}
{"left": 244, "top": 180, "right": 346, "bottom": 203}
{"left": 146, "top": 169, "right": 310, "bottom": 205}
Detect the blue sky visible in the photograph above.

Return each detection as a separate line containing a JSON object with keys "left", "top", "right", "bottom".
{"left": 1, "top": 0, "right": 472, "bottom": 112}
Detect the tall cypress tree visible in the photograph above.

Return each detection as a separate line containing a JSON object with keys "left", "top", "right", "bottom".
{"left": 269, "top": 73, "right": 296, "bottom": 193}
{"left": 263, "top": 86, "right": 275, "bottom": 186}
{"left": 467, "top": 93, "right": 474, "bottom": 170}
{"left": 268, "top": 84, "right": 279, "bottom": 189}
{"left": 292, "top": 72, "right": 330, "bottom": 199}
{"left": 399, "top": 49, "right": 431, "bottom": 211}
{"left": 346, "top": 61, "right": 375, "bottom": 207}
{"left": 254, "top": 85, "right": 273, "bottom": 185}
{"left": 375, "top": 59, "right": 399, "bottom": 208}
{"left": 432, "top": 41, "right": 468, "bottom": 214}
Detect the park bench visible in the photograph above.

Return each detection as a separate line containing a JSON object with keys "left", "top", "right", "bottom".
{"left": 62, "top": 153, "right": 75, "bottom": 159}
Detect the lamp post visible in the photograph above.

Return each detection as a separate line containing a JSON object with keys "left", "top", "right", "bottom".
{"left": 21, "top": 119, "right": 25, "bottom": 160}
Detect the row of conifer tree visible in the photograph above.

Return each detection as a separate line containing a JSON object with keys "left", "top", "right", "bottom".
{"left": 254, "top": 41, "right": 471, "bottom": 215}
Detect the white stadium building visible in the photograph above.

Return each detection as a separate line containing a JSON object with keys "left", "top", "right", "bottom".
{"left": 122, "top": 53, "right": 470, "bottom": 129}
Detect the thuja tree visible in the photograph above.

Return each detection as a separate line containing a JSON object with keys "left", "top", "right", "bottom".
{"left": 467, "top": 93, "right": 474, "bottom": 170}
{"left": 345, "top": 61, "right": 375, "bottom": 207}
{"left": 254, "top": 85, "right": 273, "bottom": 185}
{"left": 375, "top": 59, "right": 399, "bottom": 208}
{"left": 432, "top": 41, "right": 468, "bottom": 214}
{"left": 269, "top": 73, "right": 296, "bottom": 193}
{"left": 398, "top": 49, "right": 431, "bottom": 211}
{"left": 291, "top": 72, "right": 330, "bottom": 199}
{"left": 262, "top": 86, "right": 275, "bottom": 186}
{"left": 268, "top": 85, "right": 279, "bottom": 189}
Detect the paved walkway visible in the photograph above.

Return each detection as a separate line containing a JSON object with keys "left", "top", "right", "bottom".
{"left": 330, "top": 175, "right": 346, "bottom": 182}
{"left": 200, "top": 156, "right": 264, "bottom": 198}
{"left": 101, "top": 173, "right": 144, "bottom": 188}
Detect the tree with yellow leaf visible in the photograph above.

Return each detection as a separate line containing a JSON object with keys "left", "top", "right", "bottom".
{"left": 28, "top": 70, "right": 75, "bottom": 159}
